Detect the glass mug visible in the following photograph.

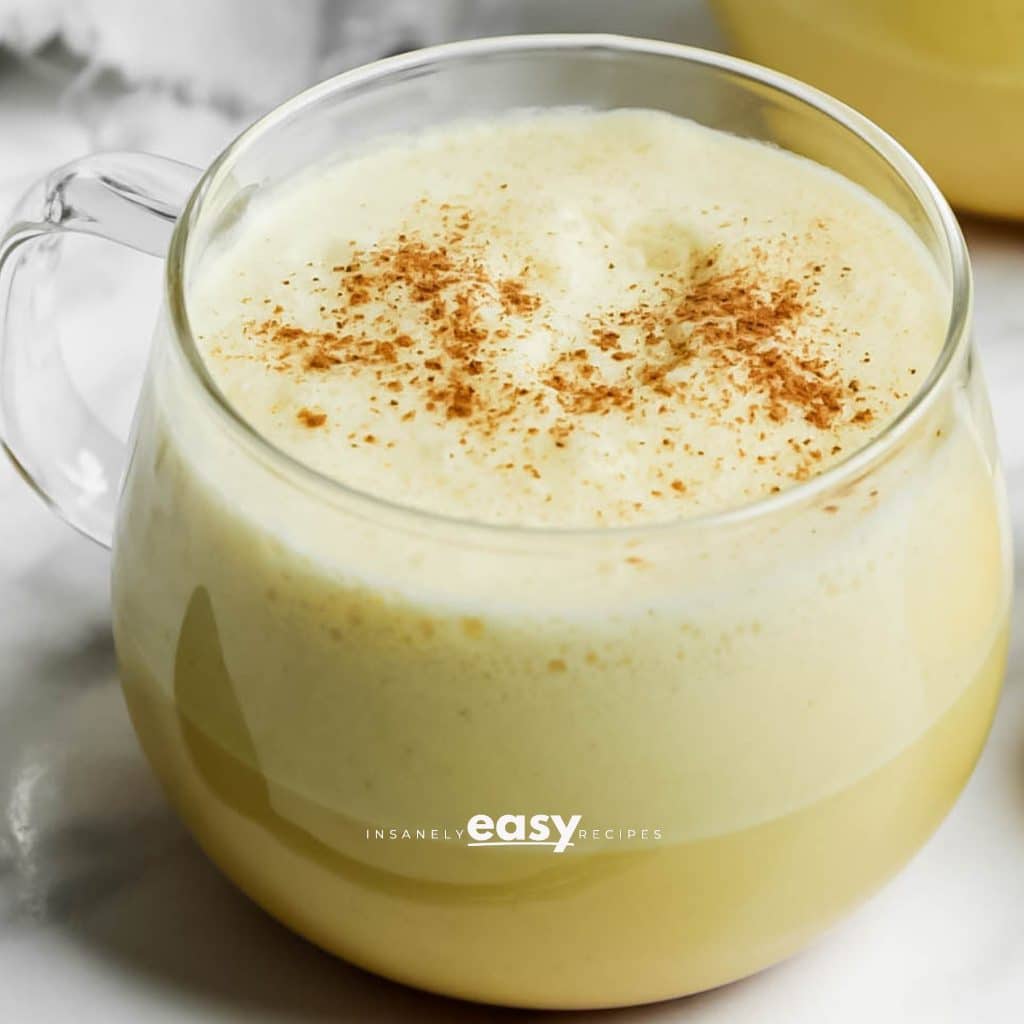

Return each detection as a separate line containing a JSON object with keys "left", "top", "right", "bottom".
{"left": 0, "top": 36, "right": 1011, "bottom": 1010}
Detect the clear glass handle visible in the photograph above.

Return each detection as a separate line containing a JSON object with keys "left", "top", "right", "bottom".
{"left": 0, "top": 152, "right": 202, "bottom": 548}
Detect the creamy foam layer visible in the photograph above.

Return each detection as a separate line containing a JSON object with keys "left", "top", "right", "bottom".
{"left": 189, "top": 109, "right": 948, "bottom": 526}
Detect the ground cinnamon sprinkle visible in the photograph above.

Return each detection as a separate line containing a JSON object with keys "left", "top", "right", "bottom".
{"left": 238, "top": 200, "right": 878, "bottom": 494}
{"left": 297, "top": 407, "right": 327, "bottom": 428}
{"left": 499, "top": 278, "right": 541, "bottom": 316}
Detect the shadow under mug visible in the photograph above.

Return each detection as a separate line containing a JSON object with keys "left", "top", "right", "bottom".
{"left": 0, "top": 35, "right": 1010, "bottom": 1010}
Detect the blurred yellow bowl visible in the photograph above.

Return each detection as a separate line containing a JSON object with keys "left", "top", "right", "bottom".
{"left": 712, "top": 0, "right": 1024, "bottom": 220}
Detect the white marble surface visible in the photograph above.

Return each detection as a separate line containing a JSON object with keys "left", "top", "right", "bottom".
{"left": 2, "top": 27, "right": 1024, "bottom": 1024}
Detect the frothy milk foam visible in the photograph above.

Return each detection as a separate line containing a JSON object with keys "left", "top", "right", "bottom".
{"left": 112, "top": 110, "right": 1009, "bottom": 1007}
{"left": 191, "top": 109, "right": 942, "bottom": 525}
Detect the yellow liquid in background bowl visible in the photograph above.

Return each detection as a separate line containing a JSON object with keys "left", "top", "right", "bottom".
{"left": 713, "top": 0, "right": 1024, "bottom": 220}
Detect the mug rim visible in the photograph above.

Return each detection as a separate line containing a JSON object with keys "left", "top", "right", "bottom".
{"left": 164, "top": 32, "right": 972, "bottom": 539}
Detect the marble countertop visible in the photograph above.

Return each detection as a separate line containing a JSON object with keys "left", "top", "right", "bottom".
{"left": 3, "top": 34, "right": 1024, "bottom": 1024}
